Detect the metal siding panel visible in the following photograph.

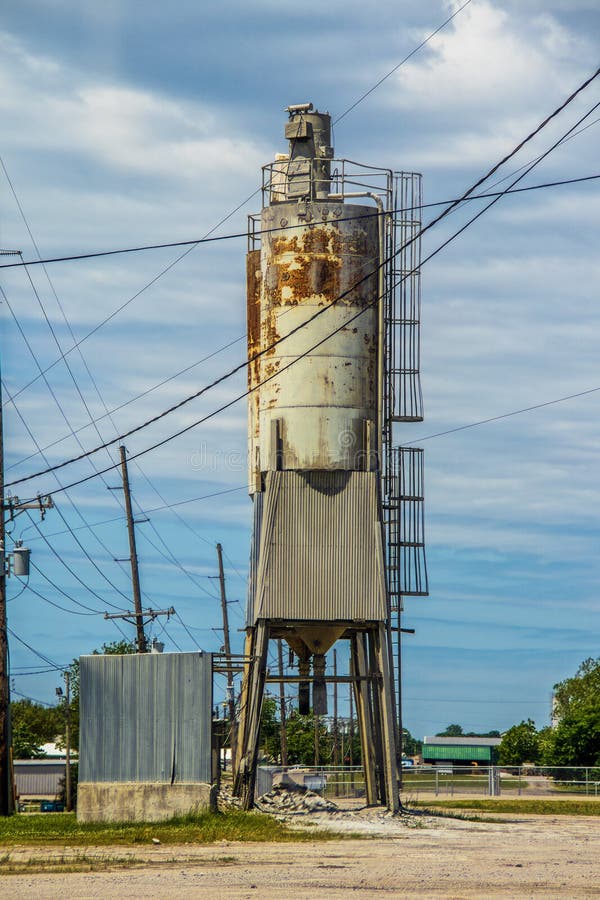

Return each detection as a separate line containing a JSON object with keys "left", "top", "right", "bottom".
{"left": 14, "top": 763, "right": 64, "bottom": 797}
{"left": 253, "top": 470, "right": 386, "bottom": 621}
{"left": 423, "top": 745, "right": 492, "bottom": 762}
{"left": 246, "top": 491, "right": 264, "bottom": 627}
{"left": 79, "top": 652, "right": 212, "bottom": 784}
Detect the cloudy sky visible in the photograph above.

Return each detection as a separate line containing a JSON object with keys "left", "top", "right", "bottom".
{"left": 1, "top": 0, "right": 599, "bottom": 740}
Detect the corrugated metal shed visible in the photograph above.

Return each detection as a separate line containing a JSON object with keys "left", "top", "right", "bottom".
{"left": 423, "top": 736, "right": 501, "bottom": 747}
{"left": 250, "top": 470, "right": 387, "bottom": 622}
{"left": 79, "top": 652, "right": 212, "bottom": 784}
{"left": 14, "top": 760, "right": 64, "bottom": 797}
{"left": 423, "top": 746, "right": 494, "bottom": 762}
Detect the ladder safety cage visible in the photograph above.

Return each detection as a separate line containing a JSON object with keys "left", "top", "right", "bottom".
{"left": 385, "top": 446, "right": 428, "bottom": 610}
{"left": 248, "top": 157, "right": 427, "bottom": 607}
{"left": 386, "top": 172, "right": 424, "bottom": 426}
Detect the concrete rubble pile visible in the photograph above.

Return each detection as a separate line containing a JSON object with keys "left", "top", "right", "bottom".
{"left": 217, "top": 789, "right": 243, "bottom": 810}
{"left": 255, "top": 785, "right": 339, "bottom": 815}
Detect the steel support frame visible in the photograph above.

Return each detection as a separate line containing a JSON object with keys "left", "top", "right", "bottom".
{"left": 233, "top": 621, "right": 399, "bottom": 813}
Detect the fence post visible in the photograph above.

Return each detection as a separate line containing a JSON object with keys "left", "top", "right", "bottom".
{"left": 435, "top": 769, "right": 439, "bottom": 796}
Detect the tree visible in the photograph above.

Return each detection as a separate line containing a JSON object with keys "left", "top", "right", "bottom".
{"left": 499, "top": 719, "right": 540, "bottom": 765}
{"left": 11, "top": 698, "right": 62, "bottom": 751}
{"left": 436, "top": 724, "right": 463, "bottom": 737}
{"left": 401, "top": 728, "right": 422, "bottom": 757}
{"left": 547, "top": 706, "right": 600, "bottom": 768}
{"left": 259, "top": 697, "right": 281, "bottom": 761}
{"left": 543, "top": 658, "right": 600, "bottom": 768}
{"left": 552, "top": 657, "right": 600, "bottom": 722}
{"left": 12, "top": 721, "right": 48, "bottom": 759}
{"left": 286, "top": 711, "right": 331, "bottom": 765}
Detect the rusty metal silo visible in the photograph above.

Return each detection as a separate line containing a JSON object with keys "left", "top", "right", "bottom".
{"left": 235, "top": 103, "right": 427, "bottom": 812}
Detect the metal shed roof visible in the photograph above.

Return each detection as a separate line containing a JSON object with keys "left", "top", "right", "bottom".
{"left": 423, "top": 736, "right": 501, "bottom": 747}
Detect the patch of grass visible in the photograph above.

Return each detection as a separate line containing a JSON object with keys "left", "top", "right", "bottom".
{"left": 408, "top": 798, "right": 600, "bottom": 816}
{"left": 0, "top": 809, "right": 341, "bottom": 847}
{"left": 0, "top": 851, "right": 142, "bottom": 876}
{"left": 0, "top": 849, "right": 259, "bottom": 876}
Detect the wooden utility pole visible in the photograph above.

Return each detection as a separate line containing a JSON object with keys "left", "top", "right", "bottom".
{"left": 0, "top": 368, "right": 10, "bottom": 816}
{"left": 64, "top": 671, "right": 72, "bottom": 812}
{"left": 119, "top": 446, "right": 146, "bottom": 653}
{"left": 277, "top": 639, "right": 288, "bottom": 766}
{"left": 216, "top": 543, "right": 237, "bottom": 771}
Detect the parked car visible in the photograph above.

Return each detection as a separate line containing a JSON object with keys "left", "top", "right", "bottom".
{"left": 40, "top": 800, "right": 65, "bottom": 813}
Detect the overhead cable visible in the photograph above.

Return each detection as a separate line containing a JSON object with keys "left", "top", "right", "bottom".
{"left": 7, "top": 67, "right": 600, "bottom": 497}
{"left": 1, "top": 173, "right": 598, "bottom": 275}
{"left": 333, "top": 0, "right": 475, "bottom": 124}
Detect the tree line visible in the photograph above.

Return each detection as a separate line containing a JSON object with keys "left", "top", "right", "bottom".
{"left": 11, "top": 651, "right": 600, "bottom": 769}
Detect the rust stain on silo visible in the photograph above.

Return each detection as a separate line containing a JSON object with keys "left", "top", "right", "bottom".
{"left": 246, "top": 249, "right": 262, "bottom": 391}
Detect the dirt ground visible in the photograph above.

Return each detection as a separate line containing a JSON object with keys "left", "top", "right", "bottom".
{"left": 4, "top": 808, "right": 600, "bottom": 899}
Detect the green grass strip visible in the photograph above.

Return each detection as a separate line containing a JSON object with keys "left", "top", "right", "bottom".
{"left": 0, "top": 809, "right": 340, "bottom": 846}
{"left": 409, "top": 798, "right": 600, "bottom": 816}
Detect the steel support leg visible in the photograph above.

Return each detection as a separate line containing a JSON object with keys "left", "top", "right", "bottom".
{"left": 374, "top": 622, "right": 400, "bottom": 812}
{"left": 233, "top": 621, "right": 269, "bottom": 808}
{"left": 367, "top": 629, "right": 387, "bottom": 805}
{"left": 233, "top": 629, "right": 254, "bottom": 784}
{"left": 351, "top": 632, "right": 377, "bottom": 806}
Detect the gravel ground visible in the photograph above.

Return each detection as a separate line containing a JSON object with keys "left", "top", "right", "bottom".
{"left": 4, "top": 808, "right": 600, "bottom": 899}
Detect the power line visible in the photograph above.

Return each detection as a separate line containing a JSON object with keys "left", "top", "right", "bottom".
{"left": 1, "top": 157, "right": 225, "bottom": 604}
{"left": 2, "top": 185, "right": 262, "bottom": 406}
{"left": 2, "top": 374, "right": 130, "bottom": 606}
{"left": 173, "top": 611, "right": 203, "bottom": 651}
{"left": 10, "top": 85, "right": 600, "bottom": 499}
{"left": 334, "top": 0, "right": 474, "bottom": 124}
{"left": 0, "top": 298, "right": 134, "bottom": 600}
{"left": 23, "top": 484, "right": 248, "bottom": 543}
{"left": 10, "top": 688, "right": 56, "bottom": 707}
{"left": 4, "top": 166, "right": 599, "bottom": 480}
{"left": 24, "top": 511, "right": 125, "bottom": 610}
{"left": 3, "top": 165, "right": 598, "bottom": 450}
{"left": 23, "top": 372, "right": 600, "bottom": 542}
{"left": 2, "top": 172, "right": 598, "bottom": 276}
{"left": 405, "top": 385, "right": 600, "bottom": 445}
{"left": 5, "top": 68, "right": 600, "bottom": 508}
{"left": 7, "top": 627, "right": 64, "bottom": 670}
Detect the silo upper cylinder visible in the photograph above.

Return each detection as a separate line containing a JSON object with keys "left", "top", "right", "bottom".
{"left": 247, "top": 198, "right": 379, "bottom": 477}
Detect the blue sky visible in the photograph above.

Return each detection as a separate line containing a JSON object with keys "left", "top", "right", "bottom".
{"left": 1, "top": 0, "right": 599, "bottom": 739}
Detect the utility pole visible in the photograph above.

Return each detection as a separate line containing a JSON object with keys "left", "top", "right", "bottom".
{"left": 216, "top": 543, "right": 237, "bottom": 772}
{"left": 119, "top": 446, "right": 146, "bottom": 653}
{"left": 65, "top": 671, "right": 71, "bottom": 811}
{"left": 56, "top": 671, "right": 72, "bottom": 811}
{"left": 0, "top": 360, "right": 9, "bottom": 817}
{"left": 0, "top": 253, "right": 53, "bottom": 815}
{"left": 277, "top": 639, "right": 288, "bottom": 766}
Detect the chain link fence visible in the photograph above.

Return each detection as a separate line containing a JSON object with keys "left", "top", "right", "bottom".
{"left": 257, "top": 765, "right": 600, "bottom": 800}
